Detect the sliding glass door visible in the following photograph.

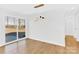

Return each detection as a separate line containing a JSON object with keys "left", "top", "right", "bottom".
{"left": 5, "top": 16, "right": 26, "bottom": 43}
{"left": 5, "top": 16, "right": 17, "bottom": 42}
{"left": 18, "top": 18, "right": 25, "bottom": 39}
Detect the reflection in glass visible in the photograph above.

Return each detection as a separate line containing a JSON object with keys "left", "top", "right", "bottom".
{"left": 18, "top": 18, "right": 25, "bottom": 39}
{"left": 5, "top": 16, "right": 17, "bottom": 42}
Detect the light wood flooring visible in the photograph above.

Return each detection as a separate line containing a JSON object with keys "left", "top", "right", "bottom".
{"left": 6, "top": 27, "right": 25, "bottom": 33}
{"left": 0, "top": 36, "right": 79, "bottom": 54}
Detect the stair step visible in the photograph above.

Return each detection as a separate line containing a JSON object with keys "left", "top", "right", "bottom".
{"left": 65, "top": 35, "right": 78, "bottom": 53}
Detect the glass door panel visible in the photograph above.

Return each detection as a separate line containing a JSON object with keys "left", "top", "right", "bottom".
{"left": 5, "top": 16, "right": 17, "bottom": 42}
{"left": 18, "top": 18, "right": 25, "bottom": 39}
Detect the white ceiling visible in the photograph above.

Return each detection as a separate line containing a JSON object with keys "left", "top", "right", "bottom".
{"left": 0, "top": 4, "right": 54, "bottom": 15}
{"left": 0, "top": 4, "right": 79, "bottom": 15}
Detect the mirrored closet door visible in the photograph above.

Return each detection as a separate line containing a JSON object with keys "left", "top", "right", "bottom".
{"left": 5, "top": 16, "right": 26, "bottom": 43}
{"left": 5, "top": 16, "right": 17, "bottom": 42}
{"left": 18, "top": 18, "right": 25, "bottom": 39}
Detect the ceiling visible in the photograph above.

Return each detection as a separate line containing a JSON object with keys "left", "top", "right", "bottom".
{"left": 0, "top": 4, "right": 54, "bottom": 15}
{"left": 0, "top": 4, "right": 79, "bottom": 15}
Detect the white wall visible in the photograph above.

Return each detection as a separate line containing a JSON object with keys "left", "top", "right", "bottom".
{"left": 0, "top": 11, "right": 6, "bottom": 46}
{"left": 65, "top": 8, "right": 79, "bottom": 41}
{"left": 65, "top": 10, "right": 76, "bottom": 36}
{"left": 28, "top": 9, "right": 65, "bottom": 46}
{"left": 73, "top": 10, "right": 79, "bottom": 41}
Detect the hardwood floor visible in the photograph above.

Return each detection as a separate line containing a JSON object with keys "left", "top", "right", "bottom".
{"left": 27, "top": 39, "right": 65, "bottom": 54}
{"left": 0, "top": 37, "right": 79, "bottom": 54}
{"left": 65, "top": 35, "right": 78, "bottom": 53}
{"left": 6, "top": 26, "right": 25, "bottom": 34}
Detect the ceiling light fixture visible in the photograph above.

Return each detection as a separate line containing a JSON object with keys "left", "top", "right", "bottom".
{"left": 34, "top": 4, "right": 44, "bottom": 8}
